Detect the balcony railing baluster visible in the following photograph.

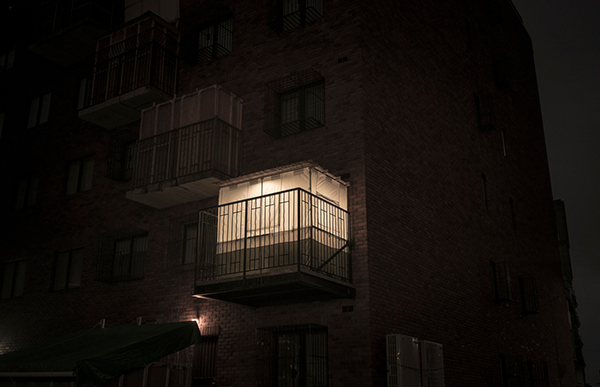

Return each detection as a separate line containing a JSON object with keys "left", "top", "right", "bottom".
{"left": 195, "top": 188, "right": 351, "bottom": 286}
{"left": 132, "top": 118, "right": 241, "bottom": 188}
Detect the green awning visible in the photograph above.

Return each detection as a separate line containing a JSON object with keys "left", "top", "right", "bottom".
{"left": 0, "top": 321, "right": 200, "bottom": 387}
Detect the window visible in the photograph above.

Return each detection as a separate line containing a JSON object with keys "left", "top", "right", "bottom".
{"left": 106, "top": 138, "right": 136, "bottom": 181}
{"left": 1, "top": 260, "right": 27, "bottom": 299}
{"left": 15, "top": 173, "right": 39, "bottom": 209}
{"left": 198, "top": 16, "right": 233, "bottom": 64}
{"left": 53, "top": 248, "right": 84, "bottom": 291}
{"left": 78, "top": 77, "right": 92, "bottom": 110}
{"left": 492, "top": 260, "right": 512, "bottom": 301}
{"left": 113, "top": 234, "right": 148, "bottom": 280}
{"left": 183, "top": 222, "right": 198, "bottom": 265}
{"left": 66, "top": 156, "right": 94, "bottom": 195}
{"left": 268, "top": 0, "right": 324, "bottom": 33}
{"left": 500, "top": 354, "right": 525, "bottom": 387}
{"left": 265, "top": 69, "right": 325, "bottom": 138}
{"left": 474, "top": 90, "right": 494, "bottom": 131}
{"left": 519, "top": 276, "right": 538, "bottom": 315}
{"left": 386, "top": 334, "right": 444, "bottom": 387}
{"left": 258, "top": 325, "right": 328, "bottom": 387}
{"left": 193, "top": 331, "right": 218, "bottom": 385}
{"left": 527, "top": 360, "right": 549, "bottom": 387}
{"left": 27, "top": 93, "right": 52, "bottom": 128}
{"left": 0, "top": 49, "right": 15, "bottom": 72}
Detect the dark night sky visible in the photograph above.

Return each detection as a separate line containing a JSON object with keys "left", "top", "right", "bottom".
{"left": 511, "top": 0, "right": 600, "bottom": 384}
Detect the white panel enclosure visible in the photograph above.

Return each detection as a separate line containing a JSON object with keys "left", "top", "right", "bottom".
{"left": 140, "top": 85, "right": 243, "bottom": 140}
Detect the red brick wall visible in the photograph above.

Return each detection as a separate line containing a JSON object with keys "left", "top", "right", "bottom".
{"left": 361, "top": 0, "right": 575, "bottom": 386}
{"left": 0, "top": 1, "right": 576, "bottom": 386}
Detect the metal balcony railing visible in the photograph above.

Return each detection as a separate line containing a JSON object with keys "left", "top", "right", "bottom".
{"left": 34, "top": 0, "right": 121, "bottom": 40}
{"left": 87, "top": 25, "right": 178, "bottom": 107}
{"left": 196, "top": 188, "right": 351, "bottom": 285}
{"left": 132, "top": 118, "right": 241, "bottom": 188}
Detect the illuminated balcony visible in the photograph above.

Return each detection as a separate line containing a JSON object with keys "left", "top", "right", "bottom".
{"left": 78, "top": 12, "right": 179, "bottom": 129}
{"left": 194, "top": 163, "right": 354, "bottom": 306}
{"left": 29, "top": 0, "right": 123, "bottom": 66}
{"left": 126, "top": 86, "right": 243, "bottom": 208}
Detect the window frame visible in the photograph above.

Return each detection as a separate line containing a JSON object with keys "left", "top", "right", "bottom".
{"left": 0, "top": 49, "right": 15, "bottom": 72}
{"left": 269, "top": 0, "right": 324, "bottom": 33}
{"left": 258, "top": 324, "right": 328, "bottom": 387}
{"left": 519, "top": 276, "right": 539, "bottom": 315}
{"left": 491, "top": 260, "right": 512, "bottom": 302}
{"left": 183, "top": 222, "right": 199, "bottom": 265}
{"left": 198, "top": 15, "right": 233, "bottom": 64}
{"left": 265, "top": 69, "right": 325, "bottom": 138}
{"left": 15, "top": 173, "right": 40, "bottom": 210}
{"left": 1, "top": 259, "right": 27, "bottom": 299}
{"left": 53, "top": 248, "right": 84, "bottom": 291}
{"left": 106, "top": 137, "right": 137, "bottom": 182}
{"left": 27, "top": 92, "right": 52, "bottom": 128}
{"left": 66, "top": 155, "right": 95, "bottom": 195}
{"left": 112, "top": 233, "right": 148, "bottom": 280}
{"left": 193, "top": 334, "right": 218, "bottom": 384}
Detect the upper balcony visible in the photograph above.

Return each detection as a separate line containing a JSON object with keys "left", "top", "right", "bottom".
{"left": 78, "top": 12, "right": 179, "bottom": 129}
{"left": 194, "top": 163, "right": 354, "bottom": 306}
{"left": 126, "top": 85, "right": 243, "bottom": 208}
{"left": 29, "top": 0, "right": 123, "bottom": 66}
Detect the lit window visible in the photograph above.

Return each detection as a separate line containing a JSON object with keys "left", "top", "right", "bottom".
{"left": 265, "top": 69, "right": 325, "bottom": 138}
{"left": 1, "top": 259, "right": 27, "bottom": 299}
{"left": 53, "top": 248, "right": 83, "bottom": 291}
{"left": 15, "top": 173, "right": 39, "bottom": 209}
{"left": 113, "top": 234, "right": 147, "bottom": 280}
{"left": 198, "top": 16, "right": 233, "bottom": 64}
{"left": 66, "top": 156, "right": 94, "bottom": 195}
{"left": 27, "top": 93, "right": 52, "bottom": 128}
{"left": 269, "top": 0, "right": 324, "bottom": 33}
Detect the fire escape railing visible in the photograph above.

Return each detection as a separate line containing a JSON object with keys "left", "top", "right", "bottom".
{"left": 86, "top": 25, "right": 178, "bottom": 107}
{"left": 196, "top": 188, "right": 351, "bottom": 285}
{"left": 132, "top": 118, "right": 241, "bottom": 188}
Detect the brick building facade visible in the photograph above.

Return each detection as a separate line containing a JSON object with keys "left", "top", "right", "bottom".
{"left": 0, "top": 0, "right": 577, "bottom": 386}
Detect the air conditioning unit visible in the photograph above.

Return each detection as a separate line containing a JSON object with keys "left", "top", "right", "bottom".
{"left": 386, "top": 334, "right": 444, "bottom": 387}
{"left": 387, "top": 334, "right": 421, "bottom": 387}
{"left": 420, "top": 341, "right": 444, "bottom": 387}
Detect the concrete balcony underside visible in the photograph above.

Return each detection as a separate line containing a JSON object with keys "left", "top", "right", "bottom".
{"left": 78, "top": 86, "right": 172, "bottom": 129}
{"left": 126, "top": 169, "right": 230, "bottom": 209}
{"left": 194, "top": 269, "right": 355, "bottom": 307}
